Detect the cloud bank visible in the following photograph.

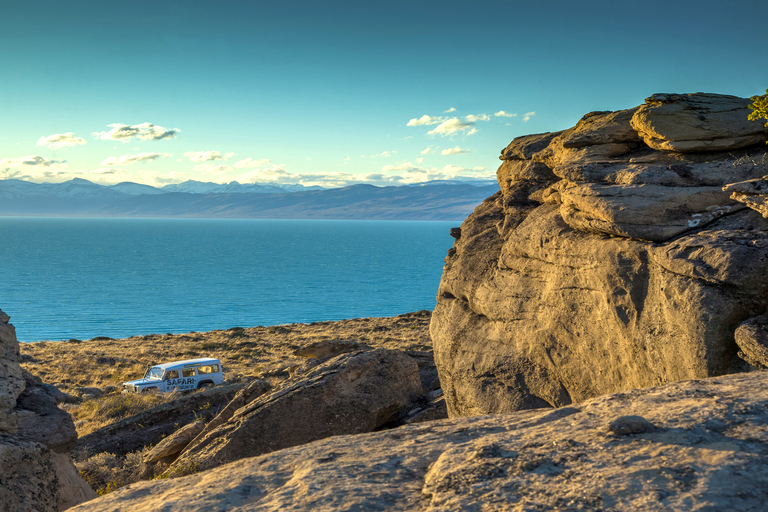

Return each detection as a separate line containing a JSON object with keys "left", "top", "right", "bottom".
{"left": 93, "top": 123, "right": 180, "bottom": 142}
{"left": 441, "top": 147, "right": 470, "bottom": 155}
{"left": 184, "top": 151, "right": 235, "bottom": 162}
{"left": 101, "top": 152, "right": 173, "bottom": 166}
{"left": 36, "top": 133, "right": 87, "bottom": 150}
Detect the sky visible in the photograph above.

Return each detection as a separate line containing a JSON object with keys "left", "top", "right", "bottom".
{"left": 2, "top": 0, "right": 767, "bottom": 189}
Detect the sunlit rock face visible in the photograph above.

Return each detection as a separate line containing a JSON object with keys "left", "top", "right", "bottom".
{"left": 431, "top": 92, "right": 768, "bottom": 417}
{"left": 0, "top": 309, "right": 97, "bottom": 511}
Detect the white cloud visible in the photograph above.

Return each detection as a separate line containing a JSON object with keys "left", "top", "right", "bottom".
{"left": 193, "top": 163, "right": 232, "bottom": 173}
{"left": 184, "top": 151, "right": 234, "bottom": 162}
{"left": 444, "top": 107, "right": 456, "bottom": 113}
{"left": 0, "top": 155, "right": 64, "bottom": 167}
{"left": 233, "top": 157, "right": 272, "bottom": 169}
{"left": 523, "top": 111, "right": 536, "bottom": 122}
{"left": 420, "top": 146, "right": 437, "bottom": 155}
{"left": 93, "top": 123, "right": 180, "bottom": 142}
{"left": 36, "top": 132, "right": 87, "bottom": 150}
{"left": 494, "top": 111, "right": 517, "bottom": 118}
{"left": 416, "top": 158, "right": 424, "bottom": 163}
{"left": 101, "top": 152, "right": 172, "bottom": 166}
{"left": 428, "top": 118, "right": 476, "bottom": 136}
{"left": 0, "top": 156, "right": 73, "bottom": 182}
{"left": 464, "top": 114, "right": 490, "bottom": 122}
{"left": 361, "top": 151, "right": 395, "bottom": 158}
{"left": 441, "top": 147, "right": 470, "bottom": 155}
{"left": 406, "top": 115, "right": 443, "bottom": 127}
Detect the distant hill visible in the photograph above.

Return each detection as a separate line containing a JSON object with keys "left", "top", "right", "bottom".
{"left": 0, "top": 178, "right": 499, "bottom": 221}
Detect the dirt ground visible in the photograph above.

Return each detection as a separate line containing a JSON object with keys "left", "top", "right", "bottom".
{"left": 18, "top": 310, "right": 433, "bottom": 392}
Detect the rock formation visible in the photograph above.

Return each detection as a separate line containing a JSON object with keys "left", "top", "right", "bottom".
{"left": 0, "top": 309, "right": 96, "bottom": 511}
{"left": 169, "top": 348, "right": 423, "bottom": 472}
{"left": 69, "top": 370, "right": 768, "bottom": 511}
{"left": 74, "top": 383, "right": 244, "bottom": 458}
{"left": 431, "top": 92, "right": 768, "bottom": 416}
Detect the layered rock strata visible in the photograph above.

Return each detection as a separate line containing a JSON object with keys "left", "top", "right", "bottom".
{"left": 71, "top": 370, "right": 768, "bottom": 512}
{"left": 431, "top": 92, "right": 768, "bottom": 417}
{"left": 0, "top": 310, "right": 96, "bottom": 511}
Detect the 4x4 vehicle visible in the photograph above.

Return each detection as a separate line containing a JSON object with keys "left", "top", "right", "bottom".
{"left": 122, "top": 357, "right": 224, "bottom": 393}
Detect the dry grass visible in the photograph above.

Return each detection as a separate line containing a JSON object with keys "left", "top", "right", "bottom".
{"left": 73, "top": 449, "right": 147, "bottom": 496}
{"left": 20, "top": 311, "right": 433, "bottom": 438}
{"left": 19, "top": 311, "right": 432, "bottom": 391}
{"left": 28, "top": 311, "right": 433, "bottom": 496}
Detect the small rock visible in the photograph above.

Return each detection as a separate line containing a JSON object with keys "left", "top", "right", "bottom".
{"left": 608, "top": 415, "right": 657, "bottom": 435}
{"left": 450, "top": 227, "right": 462, "bottom": 239}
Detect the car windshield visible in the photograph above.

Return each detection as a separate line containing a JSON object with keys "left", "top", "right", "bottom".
{"left": 146, "top": 367, "right": 164, "bottom": 379}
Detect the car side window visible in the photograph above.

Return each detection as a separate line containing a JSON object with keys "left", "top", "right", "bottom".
{"left": 199, "top": 365, "right": 217, "bottom": 374}
{"left": 166, "top": 370, "right": 179, "bottom": 380}
{"left": 182, "top": 368, "right": 196, "bottom": 377}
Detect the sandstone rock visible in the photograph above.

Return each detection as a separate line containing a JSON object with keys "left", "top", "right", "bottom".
{"left": 75, "top": 384, "right": 242, "bottom": 457}
{"left": 559, "top": 182, "right": 740, "bottom": 242}
{"left": 500, "top": 131, "right": 562, "bottom": 160}
{"left": 432, "top": 95, "right": 768, "bottom": 417}
{"left": 734, "top": 314, "right": 768, "bottom": 368}
{"left": 188, "top": 378, "right": 271, "bottom": 444}
{"left": 724, "top": 174, "right": 768, "bottom": 218}
{"left": 0, "top": 311, "right": 97, "bottom": 511}
{"left": 171, "top": 348, "right": 422, "bottom": 472}
{"left": 143, "top": 420, "right": 205, "bottom": 464}
{"left": 70, "top": 371, "right": 768, "bottom": 512}
{"left": 16, "top": 371, "right": 77, "bottom": 451}
{"left": 631, "top": 93, "right": 767, "bottom": 152}
{"left": 292, "top": 339, "right": 370, "bottom": 360}
{"left": 607, "top": 415, "right": 656, "bottom": 435}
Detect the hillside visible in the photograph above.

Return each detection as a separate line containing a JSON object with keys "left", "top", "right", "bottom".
{"left": 0, "top": 179, "right": 499, "bottom": 220}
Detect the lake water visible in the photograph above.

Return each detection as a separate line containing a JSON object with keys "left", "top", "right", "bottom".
{"left": 1, "top": 217, "right": 457, "bottom": 343}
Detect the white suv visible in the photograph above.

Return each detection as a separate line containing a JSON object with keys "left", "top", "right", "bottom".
{"left": 123, "top": 358, "right": 224, "bottom": 393}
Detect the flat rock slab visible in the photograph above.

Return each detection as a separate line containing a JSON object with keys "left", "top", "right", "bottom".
{"left": 72, "top": 370, "right": 768, "bottom": 512}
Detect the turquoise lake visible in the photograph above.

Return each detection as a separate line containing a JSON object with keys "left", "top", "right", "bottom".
{"left": 1, "top": 217, "right": 457, "bottom": 343}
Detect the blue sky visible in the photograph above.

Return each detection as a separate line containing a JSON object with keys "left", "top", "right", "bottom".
{"left": 2, "top": 0, "right": 766, "bottom": 188}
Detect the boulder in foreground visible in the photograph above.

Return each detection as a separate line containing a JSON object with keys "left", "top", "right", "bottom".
{"left": 71, "top": 370, "right": 768, "bottom": 511}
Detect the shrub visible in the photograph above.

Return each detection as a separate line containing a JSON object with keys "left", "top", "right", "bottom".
{"left": 749, "top": 89, "right": 768, "bottom": 137}
{"left": 74, "top": 450, "right": 145, "bottom": 495}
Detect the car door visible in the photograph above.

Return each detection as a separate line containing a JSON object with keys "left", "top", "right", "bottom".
{"left": 164, "top": 369, "right": 180, "bottom": 392}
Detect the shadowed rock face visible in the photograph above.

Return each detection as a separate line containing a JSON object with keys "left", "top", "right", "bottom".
{"left": 0, "top": 309, "right": 97, "bottom": 512}
{"left": 170, "top": 348, "right": 423, "bottom": 472}
{"left": 431, "top": 93, "right": 768, "bottom": 417}
{"left": 69, "top": 370, "right": 768, "bottom": 512}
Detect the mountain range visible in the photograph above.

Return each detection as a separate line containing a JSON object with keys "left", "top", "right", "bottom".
{"left": 0, "top": 178, "right": 499, "bottom": 221}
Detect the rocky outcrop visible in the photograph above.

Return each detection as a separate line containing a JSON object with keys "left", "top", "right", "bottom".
{"left": 143, "top": 420, "right": 205, "bottom": 464}
{"left": 70, "top": 370, "right": 768, "bottom": 512}
{"left": 170, "top": 349, "right": 422, "bottom": 472}
{"left": 724, "top": 173, "right": 768, "bottom": 218}
{"left": 431, "top": 92, "right": 768, "bottom": 417}
{"left": 0, "top": 310, "right": 97, "bottom": 511}
{"left": 75, "top": 383, "right": 244, "bottom": 457}
{"left": 631, "top": 93, "right": 767, "bottom": 152}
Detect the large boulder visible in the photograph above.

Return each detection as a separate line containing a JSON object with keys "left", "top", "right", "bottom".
{"left": 70, "top": 370, "right": 768, "bottom": 512}
{"left": 631, "top": 92, "right": 768, "bottom": 152}
{"left": 431, "top": 93, "right": 768, "bottom": 417}
{"left": 170, "top": 348, "right": 422, "bottom": 472}
{"left": 0, "top": 309, "right": 97, "bottom": 511}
